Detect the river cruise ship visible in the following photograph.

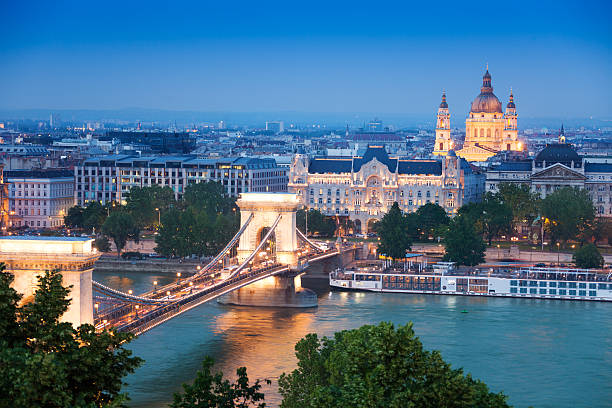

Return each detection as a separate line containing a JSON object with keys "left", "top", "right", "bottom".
{"left": 330, "top": 263, "right": 612, "bottom": 302}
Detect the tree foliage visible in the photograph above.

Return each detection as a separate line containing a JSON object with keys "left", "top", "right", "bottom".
{"left": 497, "top": 183, "right": 540, "bottom": 231}
{"left": 170, "top": 357, "right": 269, "bottom": 408}
{"left": 278, "top": 322, "right": 510, "bottom": 408}
{"left": 64, "top": 201, "right": 108, "bottom": 232}
{"left": 155, "top": 182, "right": 239, "bottom": 257}
{"left": 573, "top": 243, "right": 604, "bottom": 269}
{"left": 296, "top": 209, "right": 336, "bottom": 237}
{"left": 101, "top": 211, "right": 140, "bottom": 257}
{"left": 0, "top": 265, "right": 142, "bottom": 407}
{"left": 125, "top": 185, "right": 176, "bottom": 229}
{"left": 415, "top": 202, "right": 450, "bottom": 240}
{"left": 540, "top": 187, "right": 596, "bottom": 245}
{"left": 376, "top": 202, "right": 414, "bottom": 261}
{"left": 458, "top": 192, "right": 513, "bottom": 245}
{"left": 443, "top": 215, "right": 486, "bottom": 266}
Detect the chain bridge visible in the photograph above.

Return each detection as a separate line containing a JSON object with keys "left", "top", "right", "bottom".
{"left": 92, "top": 193, "right": 357, "bottom": 336}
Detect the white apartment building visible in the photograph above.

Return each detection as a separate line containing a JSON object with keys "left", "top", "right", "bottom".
{"left": 75, "top": 154, "right": 288, "bottom": 205}
{"left": 6, "top": 170, "right": 75, "bottom": 228}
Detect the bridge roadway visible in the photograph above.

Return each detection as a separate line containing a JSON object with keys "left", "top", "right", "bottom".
{"left": 96, "top": 248, "right": 343, "bottom": 336}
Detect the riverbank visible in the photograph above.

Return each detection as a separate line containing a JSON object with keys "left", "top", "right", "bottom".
{"left": 94, "top": 256, "right": 199, "bottom": 275}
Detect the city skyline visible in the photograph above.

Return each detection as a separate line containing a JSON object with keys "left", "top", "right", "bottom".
{"left": 1, "top": 0, "right": 611, "bottom": 119}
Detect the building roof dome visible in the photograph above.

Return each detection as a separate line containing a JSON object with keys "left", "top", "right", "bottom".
{"left": 506, "top": 89, "right": 515, "bottom": 109}
{"left": 439, "top": 92, "right": 448, "bottom": 109}
{"left": 535, "top": 143, "right": 581, "bottom": 165}
{"left": 470, "top": 69, "right": 502, "bottom": 113}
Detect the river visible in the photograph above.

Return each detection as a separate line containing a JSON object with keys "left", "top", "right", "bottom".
{"left": 93, "top": 270, "right": 612, "bottom": 408}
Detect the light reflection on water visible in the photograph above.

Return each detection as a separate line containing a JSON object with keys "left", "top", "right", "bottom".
{"left": 93, "top": 271, "right": 612, "bottom": 408}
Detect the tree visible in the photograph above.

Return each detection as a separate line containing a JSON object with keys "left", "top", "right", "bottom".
{"left": 101, "top": 211, "right": 140, "bottom": 257}
{"left": 278, "top": 322, "right": 510, "bottom": 408}
{"left": 64, "top": 205, "right": 84, "bottom": 229}
{"left": 82, "top": 201, "right": 107, "bottom": 232}
{"left": 376, "top": 202, "right": 414, "bottom": 261}
{"left": 497, "top": 183, "right": 540, "bottom": 231}
{"left": 170, "top": 357, "right": 269, "bottom": 408}
{"left": 573, "top": 243, "right": 604, "bottom": 269}
{"left": 415, "top": 203, "right": 450, "bottom": 240}
{"left": 0, "top": 265, "right": 142, "bottom": 407}
{"left": 125, "top": 185, "right": 176, "bottom": 229}
{"left": 540, "top": 187, "right": 596, "bottom": 245}
{"left": 458, "top": 193, "right": 513, "bottom": 245}
{"left": 184, "top": 182, "right": 235, "bottom": 215}
{"left": 296, "top": 209, "right": 336, "bottom": 237}
{"left": 94, "top": 236, "right": 111, "bottom": 252}
{"left": 443, "top": 215, "right": 486, "bottom": 266}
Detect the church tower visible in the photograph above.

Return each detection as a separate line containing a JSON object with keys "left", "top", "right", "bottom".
{"left": 502, "top": 89, "right": 520, "bottom": 151}
{"left": 433, "top": 92, "right": 452, "bottom": 156}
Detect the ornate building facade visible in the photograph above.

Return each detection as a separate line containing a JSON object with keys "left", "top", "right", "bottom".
{"left": 434, "top": 69, "right": 522, "bottom": 162}
{"left": 289, "top": 146, "right": 485, "bottom": 232}
{"left": 486, "top": 133, "right": 612, "bottom": 217}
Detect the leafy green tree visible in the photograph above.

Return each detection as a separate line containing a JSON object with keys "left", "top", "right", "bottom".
{"left": 64, "top": 205, "right": 84, "bottom": 228}
{"left": 184, "top": 182, "right": 235, "bottom": 215}
{"left": 101, "top": 211, "right": 140, "bottom": 257}
{"left": 458, "top": 193, "right": 513, "bottom": 245}
{"left": 94, "top": 236, "right": 111, "bottom": 252}
{"left": 443, "top": 215, "right": 486, "bottom": 266}
{"left": 0, "top": 265, "right": 142, "bottom": 407}
{"left": 125, "top": 185, "right": 175, "bottom": 229}
{"left": 296, "top": 209, "right": 336, "bottom": 237}
{"left": 376, "top": 202, "right": 413, "bottom": 261}
{"left": 82, "top": 201, "right": 107, "bottom": 232}
{"left": 170, "top": 357, "right": 269, "bottom": 408}
{"left": 497, "top": 183, "right": 540, "bottom": 231}
{"left": 540, "top": 187, "right": 596, "bottom": 245}
{"left": 278, "top": 322, "right": 510, "bottom": 408}
{"left": 573, "top": 243, "right": 604, "bottom": 269}
{"left": 415, "top": 202, "right": 450, "bottom": 240}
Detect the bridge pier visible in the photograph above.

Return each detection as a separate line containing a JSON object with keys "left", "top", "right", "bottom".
{"left": 218, "top": 274, "right": 317, "bottom": 308}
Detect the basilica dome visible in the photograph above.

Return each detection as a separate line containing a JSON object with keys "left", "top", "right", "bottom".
{"left": 470, "top": 70, "right": 502, "bottom": 113}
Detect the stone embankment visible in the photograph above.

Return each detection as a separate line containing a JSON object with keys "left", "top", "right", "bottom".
{"left": 94, "top": 256, "right": 201, "bottom": 275}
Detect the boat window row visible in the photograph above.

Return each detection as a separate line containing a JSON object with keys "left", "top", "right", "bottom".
{"left": 510, "top": 281, "right": 607, "bottom": 290}
{"left": 510, "top": 287, "right": 597, "bottom": 297}
{"left": 382, "top": 275, "right": 441, "bottom": 291}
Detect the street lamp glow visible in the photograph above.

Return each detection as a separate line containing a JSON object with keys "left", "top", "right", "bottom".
{"left": 128, "top": 289, "right": 133, "bottom": 295}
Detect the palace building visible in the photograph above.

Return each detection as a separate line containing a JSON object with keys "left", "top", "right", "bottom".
{"left": 289, "top": 145, "right": 485, "bottom": 232}
{"left": 434, "top": 69, "right": 522, "bottom": 162}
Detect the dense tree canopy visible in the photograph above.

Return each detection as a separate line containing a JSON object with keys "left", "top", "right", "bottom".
{"left": 458, "top": 192, "right": 513, "bottom": 245}
{"left": 170, "top": 357, "right": 269, "bottom": 408}
{"left": 540, "top": 187, "right": 596, "bottom": 245}
{"left": 296, "top": 209, "right": 336, "bottom": 237}
{"left": 155, "top": 182, "right": 239, "bottom": 257}
{"left": 125, "top": 185, "right": 176, "bottom": 229}
{"left": 573, "top": 243, "right": 604, "bottom": 269}
{"left": 497, "top": 183, "right": 540, "bottom": 231}
{"left": 443, "top": 215, "right": 486, "bottom": 266}
{"left": 101, "top": 211, "right": 140, "bottom": 257}
{"left": 278, "top": 322, "right": 510, "bottom": 408}
{"left": 0, "top": 265, "right": 142, "bottom": 407}
{"left": 376, "top": 202, "right": 414, "bottom": 260}
{"left": 415, "top": 202, "right": 450, "bottom": 240}
{"left": 64, "top": 201, "right": 108, "bottom": 232}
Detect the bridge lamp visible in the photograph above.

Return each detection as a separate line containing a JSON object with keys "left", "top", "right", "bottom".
{"left": 135, "top": 305, "right": 140, "bottom": 310}
{"left": 196, "top": 265, "right": 201, "bottom": 270}
{"left": 177, "top": 272, "right": 181, "bottom": 278}
{"left": 166, "top": 291, "right": 171, "bottom": 296}
{"left": 103, "top": 319, "right": 107, "bottom": 325}
{"left": 94, "top": 303, "right": 99, "bottom": 312}
{"left": 128, "top": 290, "right": 133, "bottom": 295}
{"left": 189, "top": 282, "right": 193, "bottom": 286}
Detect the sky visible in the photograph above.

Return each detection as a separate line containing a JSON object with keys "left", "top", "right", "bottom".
{"left": 1, "top": 0, "right": 611, "bottom": 120}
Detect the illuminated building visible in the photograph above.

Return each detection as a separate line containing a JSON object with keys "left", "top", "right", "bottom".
{"left": 0, "top": 236, "right": 100, "bottom": 327}
{"left": 435, "top": 69, "right": 523, "bottom": 162}
{"left": 75, "top": 155, "right": 287, "bottom": 205}
{"left": 289, "top": 145, "right": 484, "bottom": 232}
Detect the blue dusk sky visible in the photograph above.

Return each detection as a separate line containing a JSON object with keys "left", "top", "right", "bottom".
{"left": 1, "top": 0, "right": 610, "bottom": 120}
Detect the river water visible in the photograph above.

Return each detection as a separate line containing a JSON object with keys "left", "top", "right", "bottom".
{"left": 93, "top": 270, "right": 612, "bottom": 408}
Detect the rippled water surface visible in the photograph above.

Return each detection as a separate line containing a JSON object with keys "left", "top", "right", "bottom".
{"left": 94, "top": 270, "right": 612, "bottom": 408}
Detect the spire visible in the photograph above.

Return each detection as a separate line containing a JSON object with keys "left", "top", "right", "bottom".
{"left": 559, "top": 124, "right": 566, "bottom": 144}
{"left": 506, "top": 88, "right": 516, "bottom": 109}
{"left": 439, "top": 91, "right": 448, "bottom": 109}
{"left": 482, "top": 67, "right": 492, "bottom": 92}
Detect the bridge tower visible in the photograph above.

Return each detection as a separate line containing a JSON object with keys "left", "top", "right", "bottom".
{"left": 236, "top": 193, "right": 300, "bottom": 267}
{"left": 0, "top": 236, "right": 100, "bottom": 327}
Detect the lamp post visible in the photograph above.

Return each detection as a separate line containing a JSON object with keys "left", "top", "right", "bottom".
{"left": 153, "top": 280, "right": 158, "bottom": 293}
{"left": 557, "top": 242, "right": 560, "bottom": 266}
{"left": 497, "top": 244, "right": 500, "bottom": 260}
{"left": 155, "top": 208, "right": 160, "bottom": 227}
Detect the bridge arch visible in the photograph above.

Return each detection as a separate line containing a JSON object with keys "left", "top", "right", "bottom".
{"left": 236, "top": 193, "right": 300, "bottom": 267}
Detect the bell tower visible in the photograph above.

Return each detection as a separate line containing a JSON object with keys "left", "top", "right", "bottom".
{"left": 433, "top": 92, "right": 452, "bottom": 156}
{"left": 503, "top": 89, "right": 520, "bottom": 151}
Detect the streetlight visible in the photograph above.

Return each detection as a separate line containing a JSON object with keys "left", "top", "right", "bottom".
{"left": 497, "top": 244, "right": 501, "bottom": 260}
{"left": 177, "top": 272, "right": 181, "bottom": 285}
{"left": 155, "top": 208, "right": 160, "bottom": 227}
{"left": 94, "top": 303, "right": 99, "bottom": 314}
{"left": 153, "top": 280, "right": 158, "bottom": 293}
{"left": 557, "top": 242, "right": 560, "bottom": 265}
{"left": 128, "top": 289, "right": 133, "bottom": 295}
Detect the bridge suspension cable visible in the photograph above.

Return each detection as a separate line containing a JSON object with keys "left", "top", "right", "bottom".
{"left": 296, "top": 227, "right": 324, "bottom": 251}
{"left": 92, "top": 281, "right": 174, "bottom": 305}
